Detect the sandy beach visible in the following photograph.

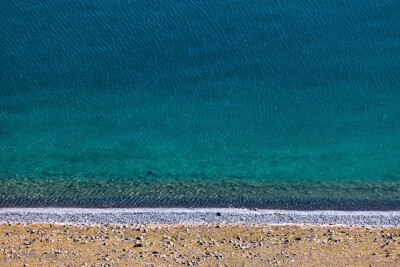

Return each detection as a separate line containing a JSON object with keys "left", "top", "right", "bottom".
{"left": 0, "top": 208, "right": 400, "bottom": 266}
{"left": 1, "top": 222, "right": 400, "bottom": 266}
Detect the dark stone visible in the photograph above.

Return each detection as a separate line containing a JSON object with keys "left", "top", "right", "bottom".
{"left": 216, "top": 212, "right": 222, "bottom": 216}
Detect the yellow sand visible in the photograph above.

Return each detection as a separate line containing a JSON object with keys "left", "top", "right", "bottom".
{"left": 1, "top": 223, "right": 400, "bottom": 266}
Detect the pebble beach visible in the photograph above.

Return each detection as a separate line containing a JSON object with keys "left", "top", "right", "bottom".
{"left": 1, "top": 208, "right": 400, "bottom": 265}
{"left": 1, "top": 208, "right": 400, "bottom": 226}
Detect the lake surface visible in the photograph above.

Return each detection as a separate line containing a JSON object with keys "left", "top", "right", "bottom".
{"left": 1, "top": 0, "right": 400, "bottom": 209}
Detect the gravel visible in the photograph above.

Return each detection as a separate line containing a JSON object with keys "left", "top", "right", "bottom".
{"left": 0, "top": 208, "right": 399, "bottom": 226}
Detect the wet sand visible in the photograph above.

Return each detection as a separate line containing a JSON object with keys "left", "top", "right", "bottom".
{"left": 1, "top": 223, "right": 400, "bottom": 266}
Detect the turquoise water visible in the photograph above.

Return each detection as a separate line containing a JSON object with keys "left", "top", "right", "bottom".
{"left": 1, "top": 0, "right": 400, "bottom": 209}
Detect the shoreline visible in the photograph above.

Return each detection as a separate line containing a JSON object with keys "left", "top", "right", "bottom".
{"left": 1, "top": 208, "right": 400, "bottom": 226}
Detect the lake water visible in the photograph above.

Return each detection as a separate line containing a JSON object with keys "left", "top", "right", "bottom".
{"left": 1, "top": 0, "right": 400, "bottom": 209}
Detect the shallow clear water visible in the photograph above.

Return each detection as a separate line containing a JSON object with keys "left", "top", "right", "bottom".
{"left": 1, "top": 0, "right": 400, "bottom": 209}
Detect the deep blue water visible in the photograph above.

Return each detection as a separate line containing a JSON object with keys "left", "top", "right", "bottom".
{"left": 1, "top": 0, "right": 400, "bottom": 209}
